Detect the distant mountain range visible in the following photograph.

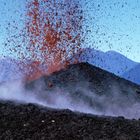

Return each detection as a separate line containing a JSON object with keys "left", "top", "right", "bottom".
{"left": 80, "top": 48, "right": 140, "bottom": 85}
{"left": 0, "top": 58, "right": 21, "bottom": 82}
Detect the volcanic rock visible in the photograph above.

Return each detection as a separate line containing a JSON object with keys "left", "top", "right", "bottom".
{"left": 25, "top": 63, "right": 140, "bottom": 118}
{"left": 0, "top": 101, "right": 140, "bottom": 140}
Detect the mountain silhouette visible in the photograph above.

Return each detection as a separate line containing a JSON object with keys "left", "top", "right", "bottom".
{"left": 80, "top": 48, "right": 138, "bottom": 76}
{"left": 25, "top": 62, "right": 140, "bottom": 119}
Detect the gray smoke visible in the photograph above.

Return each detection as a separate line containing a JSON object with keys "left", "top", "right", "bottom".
{"left": 0, "top": 79, "right": 140, "bottom": 119}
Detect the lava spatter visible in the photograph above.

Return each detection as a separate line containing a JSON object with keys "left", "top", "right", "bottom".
{"left": 6, "top": 0, "right": 84, "bottom": 81}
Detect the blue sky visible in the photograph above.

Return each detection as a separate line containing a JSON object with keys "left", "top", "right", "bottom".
{"left": 82, "top": 0, "right": 140, "bottom": 62}
{"left": 0, "top": 0, "right": 25, "bottom": 58}
{"left": 0, "top": 0, "right": 140, "bottom": 62}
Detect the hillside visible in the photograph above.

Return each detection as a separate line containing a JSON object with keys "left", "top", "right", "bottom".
{"left": 0, "top": 101, "right": 140, "bottom": 139}
{"left": 25, "top": 62, "right": 140, "bottom": 119}
{"left": 123, "top": 64, "right": 140, "bottom": 85}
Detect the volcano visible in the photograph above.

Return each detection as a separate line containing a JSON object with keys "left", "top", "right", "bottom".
{"left": 1, "top": 62, "right": 140, "bottom": 139}
{"left": 25, "top": 62, "right": 140, "bottom": 118}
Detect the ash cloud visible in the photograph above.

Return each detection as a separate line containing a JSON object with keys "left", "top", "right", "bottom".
{"left": 0, "top": 79, "right": 140, "bottom": 120}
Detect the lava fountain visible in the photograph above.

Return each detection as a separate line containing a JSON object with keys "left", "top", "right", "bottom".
{"left": 6, "top": 0, "right": 84, "bottom": 81}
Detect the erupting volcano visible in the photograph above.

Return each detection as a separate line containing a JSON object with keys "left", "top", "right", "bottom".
{"left": 6, "top": 0, "right": 83, "bottom": 81}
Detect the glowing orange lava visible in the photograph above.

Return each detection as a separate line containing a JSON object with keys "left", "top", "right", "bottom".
{"left": 7, "top": 0, "right": 83, "bottom": 81}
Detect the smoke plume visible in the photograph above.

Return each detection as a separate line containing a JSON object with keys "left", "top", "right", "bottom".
{"left": 0, "top": 78, "right": 140, "bottom": 120}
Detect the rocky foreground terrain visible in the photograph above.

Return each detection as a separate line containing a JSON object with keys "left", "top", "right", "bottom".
{"left": 1, "top": 63, "right": 140, "bottom": 139}
{"left": 0, "top": 101, "right": 140, "bottom": 140}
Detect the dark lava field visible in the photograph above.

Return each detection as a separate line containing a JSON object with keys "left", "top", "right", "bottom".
{"left": 0, "top": 101, "right": 140, "bottom": 140}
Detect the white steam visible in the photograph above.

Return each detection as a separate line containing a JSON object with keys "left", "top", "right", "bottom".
{"left": 0, "top": 79, "right": 140, "bottom": 119}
